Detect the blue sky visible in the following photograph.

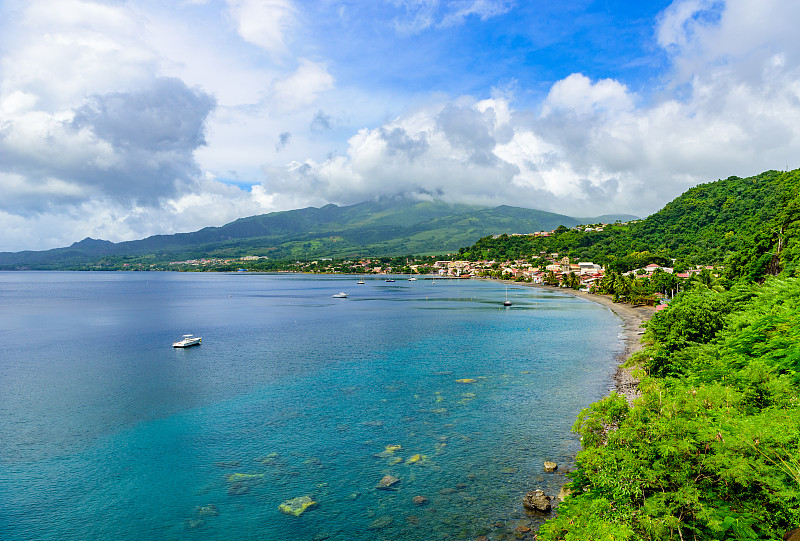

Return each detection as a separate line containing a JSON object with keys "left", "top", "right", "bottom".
{"left": 1, "top": 0, "right": 799, "bottom": 251}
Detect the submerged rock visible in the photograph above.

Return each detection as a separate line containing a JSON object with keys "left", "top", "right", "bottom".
{"left": 278, "top": 495, "right": 317, "bottom": 516}
{"left": 543, "top": 461, "right": 558, "bottom": 472}
{"left": 412, "top": 495, "right": 428, "bottom": 506}
{"left": 367, "top": 515, "right": 394, "bottom": 530}
{"left": 195, "top": 504, "right": 219, "bottom": 517}
{"left": 375, "top": 444, "right": 402, "bottom": 458}
{"left": 376, "top": 474, "right": 400, "bottom": 490}
{"left": 226, "top": 473, "right": 263, "bottom": 483}
{"left": 257, "top": 452, "right": 279, "bottom": 465}
{"left": 455, "top": 378, "right": 477, "bottom": 384}
{"left": 184, "top": 518, "right": 204, "bottom": 530}
{"left": 227, "top": 483, "right": 250, "bottom": 496}
{"left": 523, "top": 489, "right": 552, "bottom": 512}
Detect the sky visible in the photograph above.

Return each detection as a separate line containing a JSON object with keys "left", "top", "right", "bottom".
{"left": 1, "top": 0, "right": 800, "bottom": 251}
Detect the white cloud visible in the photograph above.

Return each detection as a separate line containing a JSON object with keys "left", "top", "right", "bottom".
{"left": 542, "top": 74, "right": 634, "bottom": 116}
{"left": 391, "top": 0, "right": 512, "bottom": 34}
{"left": 225, "top": 0, "right": 296, "bottom": 56}
{"left": 271, "top": 59, "right": 335, "bottom": 111}
{"left": 4, "top": 0, "right": 800, "bottom": 252}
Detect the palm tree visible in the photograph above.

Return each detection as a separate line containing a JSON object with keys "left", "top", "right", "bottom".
{"left": 690, "top": 268, "right": 726, "bottom": 292}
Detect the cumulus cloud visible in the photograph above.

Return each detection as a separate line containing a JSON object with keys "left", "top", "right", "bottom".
{"left": 1, "top": 75, "right": 215, "bottom": 212}
{"left": 270, "top": 59, "right": 335, "bottom": 111}
{"left": 0, "top": 1, "right": 229, "bottom": 250}
{"left": 250, "top": 0, "right": 800, "bottom": 219}
{"left": 225, "top": 0, "right": 296, "bottom": 57}
{"left": 4, "top": 0, "right": 800, "bottom": 252}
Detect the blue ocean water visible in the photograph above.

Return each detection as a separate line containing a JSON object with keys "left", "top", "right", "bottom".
{"left": 0, "top": 272, "right": 623, "bottom": 540}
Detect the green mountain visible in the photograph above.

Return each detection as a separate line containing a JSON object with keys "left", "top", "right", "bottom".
{"left": 461, "top": 169, "right": 800, "bottom": 280}
{"left": 0, "top": 198, "right": 638, "bottom": 269}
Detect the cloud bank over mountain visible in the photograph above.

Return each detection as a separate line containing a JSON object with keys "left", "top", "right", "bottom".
{"left": 1, "top": 0, "right": 799, "bottom": 251}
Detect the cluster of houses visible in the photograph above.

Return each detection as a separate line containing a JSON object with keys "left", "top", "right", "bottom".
{"left": 167, "top": 255, "right": 269, "bottom": 267}
{"left": 430, "top": 256, "right": 604, "bottom": 287}
{"left": 623, "top": 263, "right": 716, "bottom": 280}
{"left": 430, "top": 258, "right": 716, "bottom": 290}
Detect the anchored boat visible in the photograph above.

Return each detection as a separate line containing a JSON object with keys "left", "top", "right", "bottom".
{"left": 173, "top": 334, "right": 201, "bottom": 348}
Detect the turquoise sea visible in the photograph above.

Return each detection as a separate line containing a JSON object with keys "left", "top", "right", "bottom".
{"left": 0, "top": 272, "right": 623, "bottom": 540}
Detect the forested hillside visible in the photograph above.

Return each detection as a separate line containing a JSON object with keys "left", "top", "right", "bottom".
{"left": 0, "top": 199, "right": 635, "bottom": 270}
{"left": 460, "top": 169, "right": 800, "bottom": 280}
{"left": 539, "top": 279, "right": 800, "bottom": 540}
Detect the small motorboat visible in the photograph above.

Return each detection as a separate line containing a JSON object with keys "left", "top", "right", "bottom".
{"left": 332, "top": 292, "right": 349, "bottom": 298}
{"left": 173, "top": 334, "right": 201, "bottom": 348}
{"left": 385, "top": 279, "right": 395, "bottom": 282}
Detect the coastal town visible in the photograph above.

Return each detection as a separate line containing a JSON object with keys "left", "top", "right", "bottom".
{"left": 152, "top": 223, "right": 720, "bottom": 309}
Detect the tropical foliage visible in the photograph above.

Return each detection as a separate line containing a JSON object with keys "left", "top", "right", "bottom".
{"left": 459, "top": 169, "right": 800, "bottom": 281}
{"left": 539, "top": 279, "right": 800, "bottom": 540}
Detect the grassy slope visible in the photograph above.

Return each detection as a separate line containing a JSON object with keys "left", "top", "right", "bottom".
{"left": 0, "top": 199, "right": 638, "bottom": 268}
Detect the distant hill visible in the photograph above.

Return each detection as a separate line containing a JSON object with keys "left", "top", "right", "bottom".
{"left": 0, "top": 198, "right": 637, "bottom": 269}
{"left": 459, "top": 168, "right": 800, "bottom": 280}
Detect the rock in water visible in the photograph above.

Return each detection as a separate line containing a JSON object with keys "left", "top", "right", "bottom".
{"left": 376, "top": 475, "right": 400, "bottom": 490}
{"left": 412, "top": 495, "right": 428, "bottom": 506}
{"left": 543, "top": 461, "right": 558, "bottom": 472}
{"left": 367, "top": 515, "right": 394, "bottom": 530}
{"left": 278, "top": 495, "right": 317, "bottom": 516}
{"left": 523, "top": 489, "right": 552, "bottom": 512}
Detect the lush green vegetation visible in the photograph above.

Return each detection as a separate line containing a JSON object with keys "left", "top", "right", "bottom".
{"left": 459, "top": 169, "right": 800, "bottom": 280}
{"left": 539, "top": 279, "right": 800, "bottom": 540}
{"left": 0, "top": 199, "right": 635, "bottom": 270}
{"left": 5, "top": 166, "right": 800, "bottom": 538}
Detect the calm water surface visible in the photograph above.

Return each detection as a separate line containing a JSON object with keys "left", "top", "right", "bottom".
{"left": 0, "top": 272, "right": 623, "bottom": 540}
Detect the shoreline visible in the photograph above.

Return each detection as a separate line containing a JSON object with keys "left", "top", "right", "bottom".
{"left": 496, "top": 280, "right": 656, "bottom": 403}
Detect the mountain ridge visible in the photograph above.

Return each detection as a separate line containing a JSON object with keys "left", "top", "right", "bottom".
{"left": 0, "top": 199, "right": 638, "bottom": 269}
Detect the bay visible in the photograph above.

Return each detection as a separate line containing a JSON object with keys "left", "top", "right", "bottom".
{"left": 0, "top": 272, "right": 623, "bottom": 540}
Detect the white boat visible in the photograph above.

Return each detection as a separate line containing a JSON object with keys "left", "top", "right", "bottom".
{"left": 357, "top": 276, "right": 365, "bottom": 284}
{"left": 173, "top": 334, "right": 201, "bottom": 348}
{"left": 332, "top": 292, "right": 349, "bottom": 298}
{"left": 408, "top": 276, "right": 417, "bottom": 281}
{"left": 503, "top": 286, "right": 512, "bottom": 306}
